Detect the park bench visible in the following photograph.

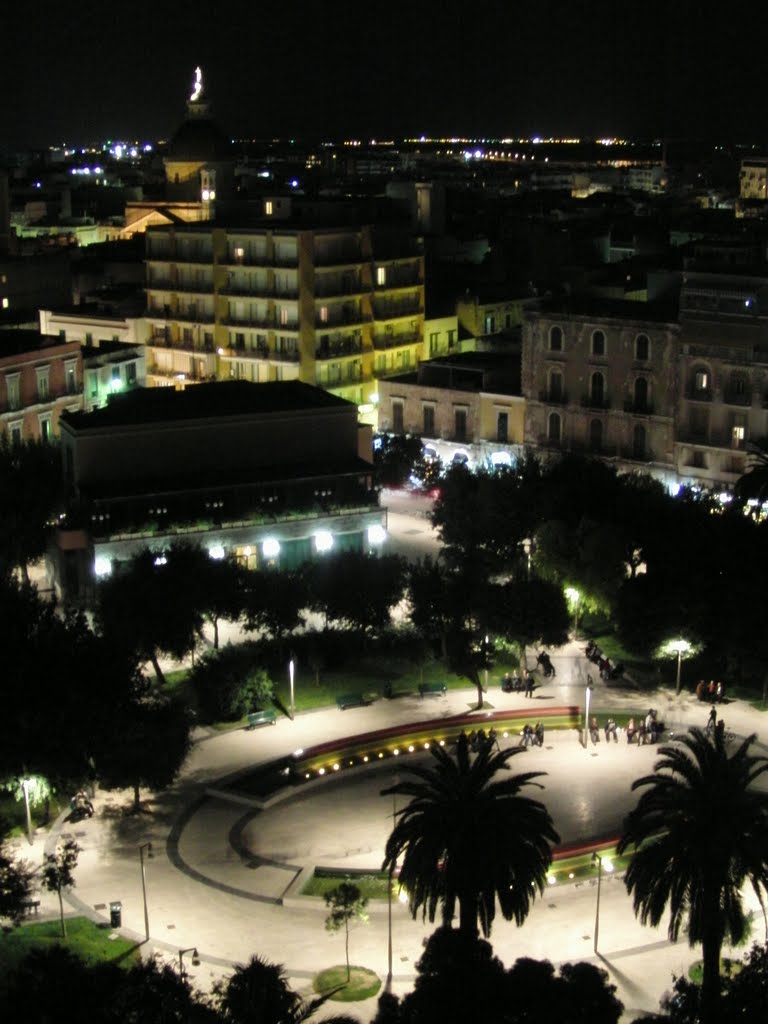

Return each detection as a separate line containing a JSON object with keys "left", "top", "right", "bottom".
{"left": 336, "top": 692, "right": 368, "bottom": 710}
{"left": 246, "top": 709, "right": 277, "bottom": 729}
{"left": 20, "top": 898, "right": 40, "bottom": 916}
{"left": 418, "top": 682, "right": 447, "bottom": 698}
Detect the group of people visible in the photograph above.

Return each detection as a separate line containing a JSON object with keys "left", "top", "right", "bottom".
{"left": 69, "top": 789, "right": 94, "bottom": 819}
{"left": 696, "top": 679, "right": 726, "bottom": 704}
{"left": 588, "top": 710, "right": 661, "bottom": 746}
{"left": 501, "top": 670, "right": 536, "bottom": 697}
{"left": 519, "top": 721, "right": 545, "bottom": 748}
{"left": 584, "top": 640, "right": 625, "bottom": 681}
{"left": 467, "top": 728, "right": 501, "bottom": 754}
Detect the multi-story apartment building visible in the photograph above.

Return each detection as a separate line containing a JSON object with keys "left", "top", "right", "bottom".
{"left": 377, "top": 352, "right": 525, "bottom": 468}
{"left": 522, "top": 303, "right": 679, "bottom": 485}
{"left": 51, "top": 380, "right": 386, "bottom": 602}
{"left": 144, "top": 210, "right": 424, "bottom": 423}
{"left": 0, "top": 330, "right": 83, "bottom": 443}
{"left": 674, "top": 270, "right": 768, "bottom": 489}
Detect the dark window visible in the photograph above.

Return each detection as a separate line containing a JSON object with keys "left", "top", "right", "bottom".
{"left": 589, "top": 418, "right": 603, "bottom": 450}
{"left": 634, "top": 377, "right": 648, "bottom": 409}
{"left": 635, "top": 334, "right": 650, "bottom": 360}
{"left": 591, "top": 371, "right": 605, "bottom": 404}
{"left": 633, "top": 424, "right": 646, "bottom": 458}
{"left": 550, "top": 370, "right": 563, "bottom": 400}
{"left": 455, "top": 408, "right": 467, "bottom": 441}
{"left": 497, "top": 412, "right": 508, "bottom": 443}
{"left": 548, "top": 412, "right": 561, "bottom": 442}
{"left": 592, "top": 330, "right": 606, "bottom": 356}
{"left": 392, "top": 401, "right": 404, "bottom": 433}
{"left": 423, "top": 406, "right": 435, "bottom": 435}
{"left": 549, "top": 326, "right": 563, "bottom": 351}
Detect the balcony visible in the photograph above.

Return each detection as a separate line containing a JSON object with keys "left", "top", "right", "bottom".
{"left": 315, "top": 281, "right": 366, "bottom": 299}
{"left": 316, "top": 339, "right": 363, "bottom": 360}
{"left": 173, "top": 309, "right": 215, "bottom": 325}
{"left": 580, "top": 396, "right": 611, "bottom": 410}
{"left": 146, "top": 280, "right": 214, "bottom": 295}
{"left": 372, "top": 299, "right": 422, "bottom": 321}
{"left": 374, "top": 273, "right": 421, "bottom": 291}
{"left": 686, "top": 388, "right": 713, "bottom": 402}
{"left": 373, "top": 330, "right": 421, "bottom": 350}
{"left": 272, "top": 349, "right": 300, "bottom": 363}
{"left": 538, "top": 389, "right": 568, "bottom": 405}
{"left": 169, "top": 251, "right": 214, "bottom": 265}
{"left": 722, "top": 390, "right": 751, "bottom": 407}
{"left": 315, "top": 311, "right": 371, "bottom": 329}
{"left": 224, "top": 313, "right": 276, "bottom": 330}
{"left": 623, "top": 401, "right": 655, "bottom": 415}
{"left": 314, "top": 251, "right": 363, "bottom": 268}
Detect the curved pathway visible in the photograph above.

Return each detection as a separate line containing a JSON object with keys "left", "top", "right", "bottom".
{"left": 23, "top": 642, "right": 767, "bottom": 1023}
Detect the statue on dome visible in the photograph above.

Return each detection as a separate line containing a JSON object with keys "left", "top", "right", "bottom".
{"left": 190, "top": 66, "right": 203, "bottom": 103}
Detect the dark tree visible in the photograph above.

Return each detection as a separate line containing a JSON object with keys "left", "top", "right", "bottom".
{"left": 382, "top": 732, "right": 559, "bottom": 939}
{"left": 0, "top": 435, "right": 62, "bottom": 583}
{"left": 243, "top": 568, "right": 309, "bottom": 644}
{"left": 189, "top": 644, "right": 274, "bottom": 724}
{"left": 0, "top": 820, "right": 35, "bottom": 925}
{"left": 618, "top": 728, "right": 768, "bottom": 1024}
{"left": 95, "top": 698, "right": 192, "bottom": 812}
{"left": 308, "top": 551, "right": 406, "bottom": 634}
{"left": 42, "top": 838, "right": 80, "bottom": 938}
{"left": 374, "top": 433, "right": 424, "bottom": 488}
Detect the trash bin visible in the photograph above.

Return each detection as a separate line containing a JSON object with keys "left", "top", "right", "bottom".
{"left": 109, "top": 901, "right": 122, "bottom": 928}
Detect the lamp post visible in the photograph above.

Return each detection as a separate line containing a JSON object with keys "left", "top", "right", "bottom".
{"left": 522, "top": 537, "right": 532, "bottom": 579}
{"left": 178, "top": 946, "right": 199, "bottom": 978}
{"left": 139, "top": 842, "right": 153, "bottom": 943}
{"left": 483, "top": 635, "right": 490, "bottom": 692}
{"left": 21, "top": 778, "right": 33, "bottom": 846}
{"left": 584, "top": 680, "right": 593, "bottom": 749}
{"left": 289, "top": 659, "right": 295, "bottom": 721}
{"left": 592, "top": 851, "right": 602, "bottom": 954}
{"left": 669, "top": 639, "right": 691, "bottom": 696}
{"left": 387, "top": 776, "right": 399, "bottom": 991}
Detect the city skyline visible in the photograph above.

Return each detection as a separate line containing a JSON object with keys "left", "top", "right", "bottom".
{"left": 3, "top": 1, "right": 768, "bottom": 149}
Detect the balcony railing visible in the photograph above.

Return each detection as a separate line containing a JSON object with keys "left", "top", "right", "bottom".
{"left": 686, "top": 388, "right": 713, "bottom": 402}
{"left": 580, "top": 396, "right": 611, "bottom": 410}
{"left": 146, "top": 280, "right": 214, "bottom": 294}
{"left": 315, "top": 311, "right": 371, "bottom": 329}
{"left": 623, "top": 401, "right": 655, "bottom": 415}
{"left": 538, "top": 389, "right": 568, "bottom": 404}
{"left": 316, "top": 339, "right": 363, "bottom": 360}
{"left": 272, "top": 350, "right": 300, "bottom": 363}
{"left": 722, "top": 391, "right": 751, "bottom": 407}
{"left": 372, "top": 330, "right": 421, "bottom": 350}
{"left": 314, "top": 251, "right": 363, "bottom": 267}
{"left": 372, "top": 300, "right": 422, "bottom": 320}
{"left": 223, "top": 314, "right": 277, "bottom": 329}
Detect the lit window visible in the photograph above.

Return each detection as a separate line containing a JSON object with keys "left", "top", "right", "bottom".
{"left": 376, "top": 267, "right": 386, "bottom": 286}
{"left": 319, "top": 306, "right": 328, "bottom": 323}
{"left": 279, "top": 307, "right": 289, "bottom": 325}
{"left": 694, "top": 370, "right": 709, "bottom": 391}
{"left": 1, "top": 297, "right": 8, "bottom": 309}
{"left": 265, "top": 200, "right": 274, "bottom": 216}
{"left": 234, "top": 246, "right": 244, "bottom": 263}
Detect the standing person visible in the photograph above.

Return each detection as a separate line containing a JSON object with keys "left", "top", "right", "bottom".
{"left": 706, "top": 705, "right": 717, "bottom": 733}
{"left": 715, "top": 718, "right": 725, "bottom": 742}
{"left": 626, "top": 717, "right": 637, "bottom": 744}
{"left": 525, "top": 671, "right": 535, "bottom": 698}
{"left": 716, "top": 680, "right": 725, "bottom": 704}
{"left": 696, "top": 679, "right": 707, "bottom": 702}
{"left": 502, "top": 672, "right": 512, "bottom": 693}
{"left": 511, "top": 669, "right": 521, "bottom": 692}
{"left": 534, "top": 721, "right": 544, "bottom": 747}
{"left": 708, "top": 680, "right": 716, "bottom": 702}
{"left": 589, "top": 716, "right": 600, "bottom": 745}
{"left": 605, "top": 717, "right": 618, "bottom": 743}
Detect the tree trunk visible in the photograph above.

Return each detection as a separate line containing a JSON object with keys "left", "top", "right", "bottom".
{"left": 213, "top": 617, "right": 219, "bottom": 649}
{"left": 133, "top": 782, "right": 141, "bottom": 813}
{"left": 20, "top": 561, "right": 30, "bottom": 585}
{"left": 475, "top": 679, "right": 484, "bottom": 710}
{"left": 57, "top": 884, "right": 67, "bottom": 939}
{"left": 345, "top": 918, "right": 350, "bottom": 982}
{"left": 458, "top": 891, "right": 479, "bottom": 939}
{"left": 149, "top": 651, "right": 166, "bottom": 687}
{"left": 700, "top": 919, "right": 723, "bottom": 1024}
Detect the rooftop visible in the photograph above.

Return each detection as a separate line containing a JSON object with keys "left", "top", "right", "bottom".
{"left": 0, "top": 329, "right": 77, "bottom": 358}
{"left": 61, "top": 380, "right": 353, "bottom": 430}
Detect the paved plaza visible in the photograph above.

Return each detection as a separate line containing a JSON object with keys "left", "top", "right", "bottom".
{"left": 12, "top": 639, "right": 768, "bottom": 1023}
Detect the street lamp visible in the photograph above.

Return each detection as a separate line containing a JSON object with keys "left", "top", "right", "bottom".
{"left": 669, "top": 639, "right": 691, "bottom": 696}
{"left": 178, "top": 946, "right": 200, "bottom": 977}
{"left": 584, "top": 679, "right": 593, "bottom": 749}
{"left": 592, "top": 851, "right": 614, "bottom": 954}
{"left": 289, "top": 658, "right": 295, "bottom": 721}
{"left": 521, "top": 537, "right": 532, "bottom": 579}
{"left": 21, "top": 778, "right": 33, "bottom": 846}
{"left": 387, "top": 775, "right": 399, "bottom": 991}
{"left": 483, "top": 635, "right": 490, "bottom": 692}
{"left": 139, "top": 841, "right": 153, "bottom": 943}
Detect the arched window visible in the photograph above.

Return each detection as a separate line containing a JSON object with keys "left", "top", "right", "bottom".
{"left": 549, "top": 369, "right": 564, "bottom": 401}
{"left": 635, "top": 334, "right": 650, "bottom": 361}
{"left": 591, "top": 371, "right": 605, "bottom": 405}
{"left": 589, "top": 418, "right": 603, "bottom": 451}
{"left": 634, "top": 377, "right": 649, "bottom": 410}
{"left": 549, "top": 325, "right": 563, "bottom": 352}
{"left": 591, "top": 330, "right": 606, "bottom": 356}
{"left": 548, "top": 412, "right": 561, "bottom": 443}
{"left": 633, "top": 424, "right": 646, "bottom": 459}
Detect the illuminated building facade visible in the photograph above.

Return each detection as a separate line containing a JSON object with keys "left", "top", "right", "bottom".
{"left": 144, "top": 213, "right": 424, "bottom": 422}
{"left": 0, "top": 331, "right": 83, "bottom": 443}
{"left": 50, "top": 380, "right": 385, "bottom": 602}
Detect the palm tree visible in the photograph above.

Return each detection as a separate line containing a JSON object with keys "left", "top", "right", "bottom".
{"left": 617, "top": 727, "right": 768, "bottom": 1024}
{"left": 215, "top": 955, "right": 358, "bottom": 1024}
{"left": 381, "top": 732, "right": 559, "bottom": 939}
{"left": 735, "top": 437, "right": 768, "bottom": 506}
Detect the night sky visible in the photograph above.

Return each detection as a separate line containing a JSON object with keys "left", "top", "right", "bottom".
{"left": 2, "top": 0, "right": 766, "bottom": 147}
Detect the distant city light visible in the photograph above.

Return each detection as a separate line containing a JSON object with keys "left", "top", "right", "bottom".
{"left": 314, "top": 531, "right": 333, "bottom": 553}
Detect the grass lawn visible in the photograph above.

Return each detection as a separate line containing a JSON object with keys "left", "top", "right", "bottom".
{"left": 313, "top": 965, "right": 381, "bottom": 1002}
{"left": 0, "top": 917, "right": 139, "bottom": 993}
{"left": 301, "top": 871, "right": 393, "bottom": 900}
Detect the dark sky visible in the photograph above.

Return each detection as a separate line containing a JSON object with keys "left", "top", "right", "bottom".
{"left": 2, "top": 0, "right": 766, "bottom": 147}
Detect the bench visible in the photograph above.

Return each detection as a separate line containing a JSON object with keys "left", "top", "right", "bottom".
{"left": 246, "top": 709, "right": 277, "bottom": 729}
{"left": 20, "top": 899, "right": 40, "bottom": 916}
{"left": 336, "top": 692, "right": 368, "bottom": 710}
{"left": 418, "top": 682, "right": 447, "bottom": 698}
